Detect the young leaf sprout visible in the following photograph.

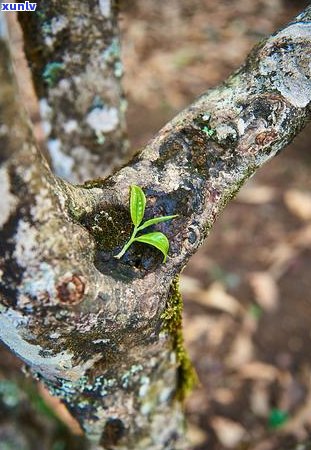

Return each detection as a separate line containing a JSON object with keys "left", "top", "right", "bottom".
{"left": 114, "top": 185, "right": 177, "bottom": 262}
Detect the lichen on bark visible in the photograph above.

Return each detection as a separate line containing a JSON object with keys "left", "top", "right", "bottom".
{"left": 18, "top": 0, "right": 129, "bottom": 183}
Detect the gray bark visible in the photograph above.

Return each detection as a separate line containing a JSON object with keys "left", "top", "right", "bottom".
{"left": 18, "top": 0, "right": 128, "bottom": 183}
{"left": 0, "top": 4, "right": 310, "bottom": 450}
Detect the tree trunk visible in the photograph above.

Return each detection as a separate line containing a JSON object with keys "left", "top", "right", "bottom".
{"left": 18, "top": 0, "right": 129, "bottom": 183}
{"left": 0, "top": 3, "right": 310, "bottom": 450}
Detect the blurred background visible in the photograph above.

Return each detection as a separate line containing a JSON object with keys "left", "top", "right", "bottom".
{"left": 1, "top": 1, "right": 311, "bottom": 449}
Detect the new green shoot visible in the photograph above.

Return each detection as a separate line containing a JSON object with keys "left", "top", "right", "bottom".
{"left": 114, "top": 185, "right": 177, "bottom": 262}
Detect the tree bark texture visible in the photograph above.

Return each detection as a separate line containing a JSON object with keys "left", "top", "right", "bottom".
{"left": 18, "top": 0, "right": 128, "bottom": 183}
{"left": 0, "top": 4, "right": 310, "bottom": 450}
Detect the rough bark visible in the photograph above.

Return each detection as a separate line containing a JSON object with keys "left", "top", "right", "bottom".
{"left": 18, "top": 0, "right": 128, "bottom": 183}
{"left": 0, "top": 5, "right": 310, "bottom": 450}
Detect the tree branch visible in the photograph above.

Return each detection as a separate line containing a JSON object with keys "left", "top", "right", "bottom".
{"left": 104, "top": 6, "right": 311, "bottom": 274}
{"left": 0, "top": 5, "right": 310, "bottom": 450}
{"left": 18, "top": 0, "right": 128, "bottom": 183}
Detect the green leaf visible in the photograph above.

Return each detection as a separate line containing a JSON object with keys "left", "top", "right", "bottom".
{"left": 137, "top": 215, "right": 178, "bottom": 231}
{"left": 130, "top": 185, "right": 146, "bottom": 227}
{"left": 134, "top": 232, "right": 170, "bottom": 262}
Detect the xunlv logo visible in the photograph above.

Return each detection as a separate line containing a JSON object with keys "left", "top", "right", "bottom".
{"left": 1, "top": 2, "right": 37, "bottom": 11}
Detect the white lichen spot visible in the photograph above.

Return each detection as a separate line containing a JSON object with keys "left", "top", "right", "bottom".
{"left": 58, "top": 79, "right": 71, "bottom": 91}
{"left": 50, "top": 332, "right": 61, "bottom": 339}
{"left": 121, "top": 364, "right": 143, "bottom": 388}
{"left": 99, "top": 0, "right": 111, "bottom": 18}
{"left": 159, "top": 386, "right": 174, "bottom": 403}
{"left": 63, "top": 119, "right": 78, "bottom": 134}
{"left": 48, "top": 139, "right": 74, "bottom": 180}
{"left": 50, "top": 15, "right": 68, "bottom": 35}
{"left": 139, "top": 376, "right": 150, "bottom": 398}
{"left": 215, "top": 123, "right": 238, "bottom": 141}
{"left": 169, "top": 349, "right": 177, "bottom": 365}
{"left": 31, "top": 188, "right": 53, "bottom": 221}
{"left": 260, "top": 22, "right": 311, "bottom": 108}
{"left": 42, "top": 16, "right": 68, "bottom": 48}
{"left": 86, "top": 106, "right": 119, "bottom": 134}
{"left": 202, "top": 112, "right": 211, "bottom": 121}
{"left": 162, "top": 164, "right": 182, "bottom": 191}
{"left": 0, "top": 167, "right": 18, "bottom": 227}
{"left": 13, "top": 220, "right": 38, "bottom": 268}
{"left": 21, "top": 262, "right": 56, "bottom": 299}
{"left": 39, "top": 98, "right": 52, "bottom": 136}
{"left": 44, "top": 36, "right": 54, "bottom": 48}
{"left": 141, "top": 402, "right": 152, "bottom": 416}
{"left": 114, "top": 61, "right": 123, "bottom": 78}
{"left": 237, "top": 118, "right": 246, "bottom": 135}
{"left": 93, "top": 338, "right": 110, "bottom": 344}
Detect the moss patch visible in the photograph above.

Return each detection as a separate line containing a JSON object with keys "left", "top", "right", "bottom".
{"left": 80, "top": 204, "right": 132, "bottom": 251}
{"left": 161, "top": 276, "right": 198, "bottom": 401}
{"left": 81, "top": 178, "right": 107, "bottom": 189}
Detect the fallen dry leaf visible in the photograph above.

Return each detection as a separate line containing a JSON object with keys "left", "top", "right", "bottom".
{"left": 252, "top": 439, "right": 276, "bottom": 450}
{"left": 180, "top": 274, "right": 202, "bottom": 295}
{"left": 214, "top": 388, "right": 235, "bottom": 405}
{"left": 211, "top": 416, "right": 246, "bottom": 448}
{"left": 250, "top": 382, "right": 270, "bottom": 417}
{"left": 267, "top": 244, "right": 297, "bottom": 279}
{"left": 284, "top": 189, "right": 311, "bottom": 221}
{"left": 187, "top": 423, "right": 209, "bottom": 446}
{"left": 281, "top": 374, "right": 311, "bottom": 439}
{"left": 292, "top": 224, "right": 311, "bottom": 248}
{"left": 239, "top": 361, "right": 278, "bottom": 381}
{"left": 183, "top": 314, "right": 233, "bottom": 349}
{"left": 226, "top": 333, "right": 254, "bottom": 368}
{"left": 183, "top": 315, "right": 209, "bottom": 345}
{"left": 249, "top": 272, "right": 279, "bottom": 312}
{"left": 194, "top": 282, "right": 244, "bottom": 316}
{"left": 237, "top": 184, "right": 276, "bottom": 204}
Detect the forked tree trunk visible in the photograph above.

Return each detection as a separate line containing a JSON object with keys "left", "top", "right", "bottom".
{"left": 0, "top": 2, "right": 310, "bottom": 450}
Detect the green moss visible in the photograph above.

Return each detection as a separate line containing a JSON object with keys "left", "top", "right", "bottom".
{"left": 161, "top": 276, "right": 198, "bottom": 401}
{"left": 63, "top": 329, "right": 119, "bottom": 366}
{"left": 80, "top": 204, "right": 132, "bottom": 251}
{"left": 81, "top": 178, "right": 107, "bottom": 189}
